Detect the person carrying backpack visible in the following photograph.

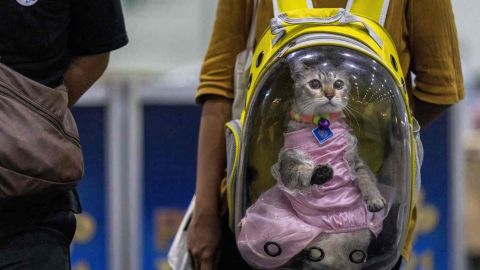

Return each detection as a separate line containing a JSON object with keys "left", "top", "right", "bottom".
{"left": 188, "top": 0, "right": 463, "bottom": 269}
{"left": 0, "top": 1, "right": 127, "bottom": 269}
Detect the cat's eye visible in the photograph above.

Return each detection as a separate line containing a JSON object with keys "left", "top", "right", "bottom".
{"left": 349, "top": 250, "right": 366, "bottom": 264}
{"left": 305, "top": 247, "right": 325, "bottom": 262}
{"left": 334, "top": 79, "right": 345, "bottom": 89}
{"left": 308, "top": 79, "right": 322, "bottom": 89}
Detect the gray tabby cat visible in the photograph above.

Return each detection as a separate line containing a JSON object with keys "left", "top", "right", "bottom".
{"left": 277, "top": 59, "right": 387, "bottom": 270}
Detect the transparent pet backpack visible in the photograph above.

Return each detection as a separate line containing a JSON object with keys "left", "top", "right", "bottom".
{"left": 225, "top": 1, "right": 419, "bottom": 269}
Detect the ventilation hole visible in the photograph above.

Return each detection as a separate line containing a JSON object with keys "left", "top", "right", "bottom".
{"left": 256, "top": 51, "right": 264, "bottom": 68}
{"left": 349, "top": 250, "right": 367, "bottom": 264}
{"left": 305, "top": 247, "right": 325, "bottom": 262}
{"left": 390, "top": 55, "right": 398, "bottom": 72}
{"left": 264, "top": 242, "right": 282, "bottom": 257}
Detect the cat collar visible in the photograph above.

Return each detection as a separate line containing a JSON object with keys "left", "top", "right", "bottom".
{"left": 290, "top": 111, "right": 342, "bottom": 126}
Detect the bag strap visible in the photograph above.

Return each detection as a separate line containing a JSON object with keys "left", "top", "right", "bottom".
{"left": 272, "top": 0, "right": 390, "bottom": 26}
{"left": 346, "top": 0, "right": 390, "bottom": 26}
{"left": 246, "top": 0, "right": 259, "bottom": 52}
{"left": 270, "top": 9, "right": 383, "bottom": 47}
{"left": 272, "top": 0, "right": 313, "bottom": 17}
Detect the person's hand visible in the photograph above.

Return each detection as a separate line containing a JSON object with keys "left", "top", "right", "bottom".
{"left": 188, "top": 97, "right": 231, "bottom": 269}
{"left": 187, "top": 207, "right": 221, "bottom": 270}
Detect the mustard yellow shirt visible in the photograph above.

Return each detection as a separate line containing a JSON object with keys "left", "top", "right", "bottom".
{"left": 196, "top": 0, "right": 464, "bottom": 105}
{"left": 197, "top": 0, "right": 464, "bottom": 261}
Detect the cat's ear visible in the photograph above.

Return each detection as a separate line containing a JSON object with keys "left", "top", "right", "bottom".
{"left": 289, "top": 59, "right": 312, "bottom": 80}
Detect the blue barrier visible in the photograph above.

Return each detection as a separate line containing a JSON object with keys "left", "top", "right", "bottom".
{"left": 71, "top": 106, "right": 452, "bottom": 270}
{"left": 71, "top": 107, "right": 107, "bottom": 270}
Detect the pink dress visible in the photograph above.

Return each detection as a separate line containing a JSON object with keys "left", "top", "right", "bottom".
{"left": 237, "top": 119, "right": 386, "bottom": 269}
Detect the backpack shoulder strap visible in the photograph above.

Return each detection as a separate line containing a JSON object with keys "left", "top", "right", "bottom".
{"left": 246, "top": 0, "right": 259, "bottom": 51}
{"left": 346, "top": 0, "right": 390, "bottom": 26}
{"left": 272, "top": 0, "right": 313, "bottom": 17}
{"left": 272, "top": 0, "right": 390, "bottom": 26}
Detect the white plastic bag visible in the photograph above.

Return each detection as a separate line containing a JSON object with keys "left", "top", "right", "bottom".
{"left": 168, "top": 196, "right": 195, "bottom": 270}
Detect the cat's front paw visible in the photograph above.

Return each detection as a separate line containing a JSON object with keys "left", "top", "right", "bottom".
{"left": 311, "top": 164, "right": 334, "bottom": 186}
{"left": 366, "top": 196, "right": 386, "bottom": 212}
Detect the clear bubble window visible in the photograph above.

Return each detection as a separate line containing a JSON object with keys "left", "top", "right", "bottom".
{"left": 235, "top": 46, "right": 412, "bottom": 270}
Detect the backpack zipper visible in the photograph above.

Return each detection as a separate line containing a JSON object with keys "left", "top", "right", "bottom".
{"left": 0, "top": 81, "right": 81, "bottom": 148}
{"left": 226, "top": 119, "right": 243, "bottom": 229}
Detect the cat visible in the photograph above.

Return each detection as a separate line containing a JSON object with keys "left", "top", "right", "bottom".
{"left": 236, "top": 59, "right": 388, "bottom": 270}
{"left": 279, "top": 59, "right": 386, "bottom": 212}
{"left": 274, "top": 59, "right": 387, "bottom": 270}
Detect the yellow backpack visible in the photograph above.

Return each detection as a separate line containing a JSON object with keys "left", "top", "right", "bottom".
{"left": 225, "top": 0, "right": 421, "bottom": 268}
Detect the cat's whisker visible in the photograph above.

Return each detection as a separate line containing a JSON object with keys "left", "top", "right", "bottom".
{"left": 346, "top": 105, "right": 362, "bottom": 118}
{"left": 344, "top": 111, "right": 361, "bottom": 132}
{"left": 354, "top": 85, "right": 361, "bottom": 102}
{"left": 345, "top": 104, "right": 363, "bottom": 115}
{"left": 344, "top": 107, "right": 361, "bottom": 131}
{"left": 344, "top": 106, "right": 359, "bottom": 118}
{"left": 366, "top": 91, "right": 377, "bottom": 103}
{"left": 370, "top": 95, "right": 381, "bottom": 104}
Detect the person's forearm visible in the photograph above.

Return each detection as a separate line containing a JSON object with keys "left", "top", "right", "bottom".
{"left": 195, "top": 97, "right": 232, "bottom": 216}
{"left": 64, "top": 53, "right": 110, "bottom": 107}
{"left": 412, "top": 97, "right": 451, "bottom": 127}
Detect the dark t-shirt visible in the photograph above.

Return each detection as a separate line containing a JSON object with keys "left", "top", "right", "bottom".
{"left": 0, "top": 0, "right": 128, "bottom": 87}
{"left": 0, "top": 0, "right": 128, "bottom": 220}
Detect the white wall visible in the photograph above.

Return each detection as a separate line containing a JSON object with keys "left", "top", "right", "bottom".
{"left": 81, "top": 0, "right": 476, "bottom": 105}
{"left": 452, "top": 0, "right": 480, "bottom": 72}
{"left": 109, "top": 1, "right": 475, "bottom": 71}
{"left": 107, "top": 0, "right": 217, "bottom": 79}
{"left": 77, "top": 0, "right": 218, "bottom": 105}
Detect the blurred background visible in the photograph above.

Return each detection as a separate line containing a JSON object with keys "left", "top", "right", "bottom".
{"left": 69, "top": 0, "right": 479, "bottom": 269}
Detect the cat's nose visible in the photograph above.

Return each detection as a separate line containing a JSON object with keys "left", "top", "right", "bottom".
{"left": 324, "top": 89, "right": 335, "bottom": 100}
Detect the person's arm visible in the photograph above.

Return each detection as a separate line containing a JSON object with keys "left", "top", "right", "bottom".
{"left": 188, "top": 97, "right": 232, "bottom": 270}
{"left": 188, "top": 0, "right": 254, "bottom": 268}
{"left": 64, "top": 53, "right": 110, "bottom": 107}
{"left": 407, "top": 0, "right": 464, "bottom": 127}
{"left": 66, "top": 0, "right": 128, "bottom": 106}
{"left": 195, "top": 0, "right": 253, "bottom": 102}
{"left": 194, "top": 97, "right": 231, "bottom": 217}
